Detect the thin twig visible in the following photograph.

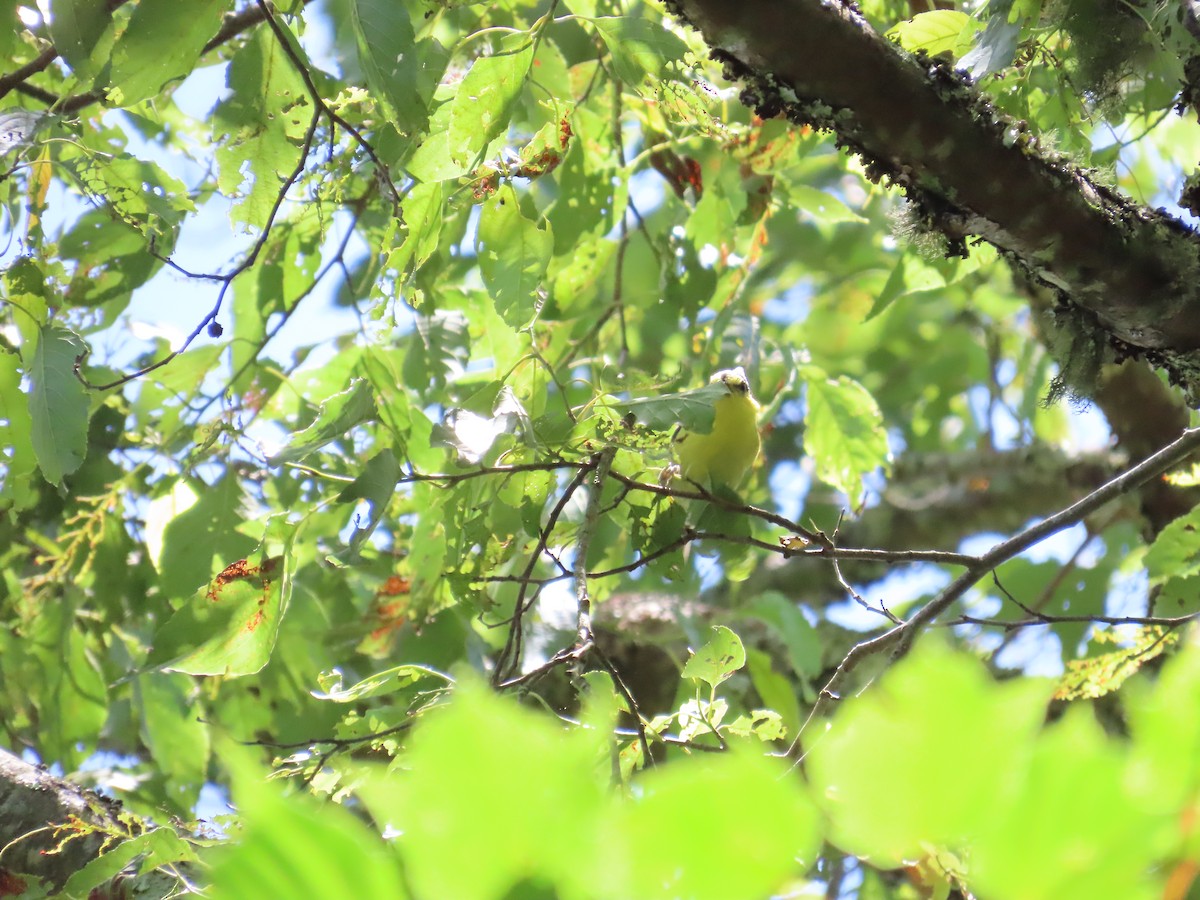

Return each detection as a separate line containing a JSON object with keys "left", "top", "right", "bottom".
{"left": 492, "top": 461, "right": 596, "bottom": 684}
{"left": 253, "top": 0, "right": 402, "bottom": 211}
{"left": 830, "top": 554, "right": 903, "bottom": 624}
{"left": 948, "top": 611, "right": 1200, "bottom": 629}
{"left": 402, "top": 460, "right": 585, "bottom": 485}
{"left": 573, "top": 447, "right": 616, "bottom": 656}
{"left": 609, "top": 470, "right": 822, "bottom": 542}
{"left": 75, "top": 99, "right": 323, "bottom": 391}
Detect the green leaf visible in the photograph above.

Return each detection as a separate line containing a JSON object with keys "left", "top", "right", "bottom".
{"left": 740, "top": 592, "right": 823, "bottom": 681}
{"left": 149, "top": 526, "right": 293, "bottom": 677}
{"left": 448, "top": 41, "right": 534, "bottom": 169}
{"left": 807, "top": 641, "right": 1054, "bottom": 865}
{"left": 868, "top": 249, "right": 947, "bottom": 320}
{"left": 64, "top": 153, "right": 195, "bottom": 246}
{"left": 744, "top": 647, "right": 800, "bottom": 737}
{"left": 231, "top": 215, "right": 320, "bottom": 392}
{"left": 106, "top": 0, "right": 227, "bottom": 106}
{"left": 0, "top": 1, "right": 19, "bottom": 62}
{"left": 361, "top": 346, "right": 442, "bottom": 469}
{"left": 620, "top": 378, "right": 728, "bottom": 433}
{"left": 5, "top": 601, "right": 108, "bottom": 763}
{"left": 408, "top": 489, "right": 448, "bottom": 614}
{"left": 961, "top": 10, "right": 1023, "bottom": 78}
{"left": 211, "top": 744, "right": 408, "bottom": 900}
{"left": 971, "top": 709, "right": 1163, "bottom": 900}
{"left": 476, "top": 184, "right": 553, "bottom": 328}
{"left": 787, "top": 183, "right": 867, "bottom": 224}
{"left": 610, "top": 753, "right": 821, "bottom": 900}
{"left": 386, "top": 180, "right": 444, "bottom": 278}
{"left": 4, "top": 257, "right": 49, "bottom": 354}
{"left": 725, "top": 707, "right": 787, "bottom": 742}
{"left": 888, "top": 10, "right": 976, "bottom": 59}
{"left": 549, "top": 106, "right": 625, "bottom": 251}
{"left": 350, "top": 0, "right": 446, "bottom": 136}
{"left": 158, "top": 474, "right": 258, "bottom": 599}
{"left": 1145, "top": 505, "right": 1200, "bottom": 585}
{"left": 28, "top": 325, "right": 89, "bottom": 486}
{"left": 0, "top": 352, "right": 38, "bottom": 510}
{"left": 58, "top": 207, "right": 165, "bottom": 305}
{"left": 802, "top": 368, "right": 890, "bottom": 498}
{"left": 313, "top": 664, "right": 451, "bottom": 703}
{"left": 551, "top": 234, "right": 616, "bottom": 312}
{"left": 356, "top": 678, "right": 607, "bottom": 900}
{"left": 405, "top": 99, "right": 473, "bottom": 183}
{"left": 337, "top": 448, "right": 400, "bottom": 551}
{"left": 269, "top": 379, "right": 376, "bottom": 466}
{"left": 682, "top": 625, "right": 746, "bottom": 690}
{"left": 64, "top": 828, "right": 199, "bottom": 897}
{"left": 213, "top": 29, "right": 311, "bottom": 229}
{"left": 48, "top": 0, "right": 112, "bottom": 80}
{"left": 397, "top": 309, "right": 470, "bottom": 392}
{"left": 588, "top": 16, "right": 688, "bottom": 84}
{"left": 139, "top": 673, "right": 210, "bottom": 814}
{"left": 1128, "top": 646, "right": 1200, "bottom": 814}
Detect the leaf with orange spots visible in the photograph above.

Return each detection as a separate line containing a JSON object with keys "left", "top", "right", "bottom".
{"left": 357, "top": 576, "right": 412, "bottom": 658}
{"left": 147, "top": 526, "right": 294, "bottom": 677}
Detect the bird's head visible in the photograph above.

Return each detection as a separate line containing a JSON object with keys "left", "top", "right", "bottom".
{"left": 711, "top": 367, "right": 751, "bottom": 396}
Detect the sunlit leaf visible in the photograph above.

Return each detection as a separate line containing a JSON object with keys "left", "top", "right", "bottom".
{"left": 1145, "top": 505, "right": 1200, "bottom": 585}
{"left": 682, "top": 625, "right": 746, "bottom": 689}
{"left": 350, "top": 0, "right": 445, "bottom": 136}
{"left": 158, "top": 474, "right": 258, "bottom": 599}
{"left": 608, "top": 752, "right": 821, "bottom": 900}
{"left": 0, "top": 353, "right": 38, "bottom": 510}
{"left": 358, "top": 678, "right": 607, "bottom": 900}
{"left": 268, "top": 379, "right": 376, "bottom": 466}
{"left": 971, "top": 709, "right": 1164, "bottom": 900}
{"left": 448, "top": 41, "right": 534, "bottom": 169}
{"left": 28, "top": 325, "right": 89, "bottom": 486}
{"left": 106, "top": 0, "right": 226, "bottom": 106}
{"left": 888, "top": 10, "right": 977, "bottom": 59}
{"left": 211, "top": 745, "right": 408, "bottom": 900}
{"left": 149, "top": 527, "right": 293, "bottom": 677}
{"left": 588, "top": 16, "right": 688, "bottom": 84}
{"left": 802, "top": 367, "right": 890, "bottom": 498}
{"left": 476, "top": 184, "right": 552, "bottom": 328}
{"left": 138, "top": 673, "right": 211, "bottom": 813}
{"left": 64, "top": 828, "right": 199, "bottom": 897}
{"left": 807, "top": 641, "right": 1055, "bottom": 864}
{"left": 212, "top": 29, "right": 311, "bottom": 229}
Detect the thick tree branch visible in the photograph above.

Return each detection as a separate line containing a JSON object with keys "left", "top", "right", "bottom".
{"left": 665, "top": 0, "right": 1200, "bottom": 381}
{"left": 0, "top": 748, "right": 129, "bottom": 891}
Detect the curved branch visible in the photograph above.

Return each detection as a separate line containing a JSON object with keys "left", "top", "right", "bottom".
{"left": 801, "top": 424, "right": 1200, "bottom": 732}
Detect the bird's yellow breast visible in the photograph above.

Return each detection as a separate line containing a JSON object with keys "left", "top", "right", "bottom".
{"left": 676, "top": 389, "right": 761, "bottom": 488}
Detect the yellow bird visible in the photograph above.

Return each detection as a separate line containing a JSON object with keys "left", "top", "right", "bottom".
{"left": 673, "top": 367, "right": 762, "bottom": 490}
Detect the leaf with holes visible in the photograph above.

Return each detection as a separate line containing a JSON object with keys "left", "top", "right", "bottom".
{"left": 448, "top": 41, "right": 534, "bottom": 169}
{"left": 682, "top": 626, "right": 746, "bottom": 690}
{"left": 477, "top": 184, "right": 552, "bottom": 329}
